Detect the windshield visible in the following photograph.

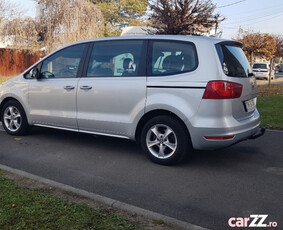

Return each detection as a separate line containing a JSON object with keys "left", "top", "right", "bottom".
{"left": 216, "top": 44, "right": 252, "bottom": 78}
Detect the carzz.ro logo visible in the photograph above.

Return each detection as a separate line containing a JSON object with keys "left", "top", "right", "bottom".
{"left": 228, "top": 215, "right": 278, "bottom": 228}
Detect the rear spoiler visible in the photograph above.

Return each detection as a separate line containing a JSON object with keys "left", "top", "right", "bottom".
{"left": 216, "top": 41, "right": 243, "bottom": 48}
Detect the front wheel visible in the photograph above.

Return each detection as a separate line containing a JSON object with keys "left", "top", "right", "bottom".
{"left": 1, "top": 100, "right": 31, "bottom": 136}
{"left": 140, "top": 116, "right": 192, "bottom": 165}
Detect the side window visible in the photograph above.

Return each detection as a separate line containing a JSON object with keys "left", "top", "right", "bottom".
{"left": 40, "top": 44, "right": 86, "bottom": 79}
{"left": 87, "top": 40, "right": 144, "bottom": 77}
{"left": 150, "top": 41, "right": 197, "bottom": 76}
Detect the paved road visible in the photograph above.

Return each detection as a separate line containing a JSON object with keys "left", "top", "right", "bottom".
{"left": 275, "top": 72, "right": 283, "bottom": 84}
{"left": 256, "top": 72, "right": 283, "bottom": 86}
{"left": 0, "top": 124, "right": 282, "bottom": 230}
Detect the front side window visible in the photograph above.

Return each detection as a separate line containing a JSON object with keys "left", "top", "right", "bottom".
{"left": 40, "top": 44, "right": 86, "bottom": 79}
{"left": 216, "top": 44, "right": 252, "bottom": 78}
{"left": 149, "top": 40, "right": 198, "bottom": 76}
{"left": 87, "top": 40, "right": 144, "bottom": 77}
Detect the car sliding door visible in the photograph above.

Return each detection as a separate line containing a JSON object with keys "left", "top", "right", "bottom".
{"left": 77, "top": 40, "right": 147, "bottom": 138}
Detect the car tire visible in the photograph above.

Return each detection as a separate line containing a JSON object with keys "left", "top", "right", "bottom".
{"left": 1, "top": 100, "right": 31, "bottom": 136}
{"left": 140, "top": 115, "right": 192, "bottom": 165}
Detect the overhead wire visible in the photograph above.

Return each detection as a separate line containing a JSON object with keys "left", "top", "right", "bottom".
{"left": 222, "top": 3, "right": 283, "bottom": 21}
{"left": 222, "top": 9, "right": 283, "bottom": 26}
{"left": 216, "top": 0, "right": 247, "bottom": 8}
{"left": 238, "top": 12, "right": 283, "bottom": 26}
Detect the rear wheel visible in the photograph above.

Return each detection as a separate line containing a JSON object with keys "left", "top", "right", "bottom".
{"left": 140, "top": 115, "right": 191, "bottom": 165}
{"left": 1, "top": 100, "right": 31, "bottom": 136}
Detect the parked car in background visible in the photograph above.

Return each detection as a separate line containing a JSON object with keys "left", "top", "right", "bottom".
{"left": 277, "top": 64, "right": 283, "bottom": 72}
{"left": 252, "top": 62, "right": 274, "bottom": 80}
{"left": 0, "top": 35, "right": 264, "bottom": 165}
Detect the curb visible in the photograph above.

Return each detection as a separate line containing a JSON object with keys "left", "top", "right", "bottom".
{"left": 0, "top": 164, "right": 209, "bottom": 230}
{"left": 266, "top": 129, "right": 283, "bottom": 133}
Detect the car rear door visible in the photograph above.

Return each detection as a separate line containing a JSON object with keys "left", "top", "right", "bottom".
{"left": 76, "top": 39, "right": 147, "bottom": 138}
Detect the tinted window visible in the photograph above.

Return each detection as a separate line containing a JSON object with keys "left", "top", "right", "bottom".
{"left": 87, "top": 40, "right": 144, "bottom": 77}
{"left": 216, "top": 44, "right": 252, "bottom": 78}
{"left": 149, "top": 41, "right": 197, "bottom": 76}
{"left": 40, "top": 44, "right": 86, "bottom": 79}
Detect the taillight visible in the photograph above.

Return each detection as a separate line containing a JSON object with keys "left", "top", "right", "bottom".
{"left": 202, "top": 81, "right": 242, "bottom": 99}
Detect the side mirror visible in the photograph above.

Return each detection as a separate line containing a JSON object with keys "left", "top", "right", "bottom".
{"left": 30, "top": 68, "right": 39, "bottom": 79}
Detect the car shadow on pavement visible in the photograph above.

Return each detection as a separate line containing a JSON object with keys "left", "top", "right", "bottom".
{"left": 4, "top": 125, "right": 268, "bottom": 169}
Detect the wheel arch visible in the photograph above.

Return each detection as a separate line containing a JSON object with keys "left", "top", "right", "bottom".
{"left": 0, "top": 97, "right": 26, "bottom": 122}
{"left": 135, "top": 109, "right": 191, "bottom": 144}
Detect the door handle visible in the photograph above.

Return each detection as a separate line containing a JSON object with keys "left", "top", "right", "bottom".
{"left": 80, "top": 86, "right": 92, "bottom": 90}
{"left": 64, "top": 86, "right": 75, "bottom": 90}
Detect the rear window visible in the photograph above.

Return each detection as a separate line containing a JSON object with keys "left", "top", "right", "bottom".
{"left": 216, "top": 44, "right": 252, "bottom": 78}
{"left": 253, "top": 63, "right": 268, "bottom": 69}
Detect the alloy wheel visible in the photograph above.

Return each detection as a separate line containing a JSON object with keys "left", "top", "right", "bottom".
{"left": 3, "top": 106, "right": 22, "bottom": 132}
{"left": 146, "top": 124, "right": 177, "bottom": 159}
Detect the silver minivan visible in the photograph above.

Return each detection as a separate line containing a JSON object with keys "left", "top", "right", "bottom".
{"left": 0, "top": 35, "right": 264, "bottom": 165}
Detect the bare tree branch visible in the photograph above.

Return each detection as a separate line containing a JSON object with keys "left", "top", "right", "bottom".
{"left": 148, "top": 0, "right": 225, "bottom": 35}
{"left": 0, "top": 0, "right": 25, "bottom": 21}
{"left": 1, "top": 0, "right": 104, "bottom": 53}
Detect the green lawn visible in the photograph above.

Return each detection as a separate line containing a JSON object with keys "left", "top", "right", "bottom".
{"left": 0, "top": 173, "right": 142, "bottom": 230}
{"left": 257, "top": 85, "right": 283, "bottom": 130}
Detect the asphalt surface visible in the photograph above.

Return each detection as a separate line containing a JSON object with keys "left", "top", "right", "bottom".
{"left": 256, "top": 72, "right": 283, "bottom": 86}
{"left": 0, "top": 124, "right": 282, "bottom": 230}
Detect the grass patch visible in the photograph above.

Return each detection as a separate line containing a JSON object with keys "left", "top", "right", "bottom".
{"left": 0, "top": 77, "right": 10, "bottom": 84}
{"left": 257, "top": 85, "right": 283, "bottom": 130}
{"left": 0, "top": 176, "right": 142, "bottom": 230}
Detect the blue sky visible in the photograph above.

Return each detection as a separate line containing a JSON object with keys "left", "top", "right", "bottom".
{"left": 213, "top": 0, "right": 283, "bottom": 38}
{"left": 12, "top": 0, "right": 283, "bottom": 39}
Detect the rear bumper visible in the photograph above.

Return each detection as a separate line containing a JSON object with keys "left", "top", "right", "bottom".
{"left": 254, "top": 73, "right": 273, "bottom": 79}
{"left": 188, "top": 110, "right": 263, "bottom": 150}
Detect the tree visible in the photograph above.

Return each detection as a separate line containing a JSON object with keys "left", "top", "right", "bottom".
{"left": 1, "top": 0, "right": 104, "bottom": 52}
{"left": 1, "top": 17, "right": 40, "bottom": 50}
{"left": 91, "top": 0, "right": 148, "bottom": 36}
{"left": 273, "top": 34, "right": 283, "bottom": 62}
{"left": 0, "top": 0, "right": 24, "bottom": 22}
{"left": 147, "top": 0, "right": 224, "bottom": 35}
{"left": 35, "top": 0, "right": 104, "bottom": 52}
{"left": 238, "top": 32, "right": 276, "bottom": 86}
{"left": 237, "top": 32, "right": 276, "bottom": 66}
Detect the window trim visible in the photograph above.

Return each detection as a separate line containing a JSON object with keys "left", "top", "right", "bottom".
{"left": 82, "top": 39, "right": 147, "bottom": 78}
{"left": 147, "top": 39, "right": 199, "bottom": 77}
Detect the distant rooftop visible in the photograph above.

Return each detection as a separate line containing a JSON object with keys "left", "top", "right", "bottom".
{"left": 121, "top": 26, "right": 151, "bottom": 36}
